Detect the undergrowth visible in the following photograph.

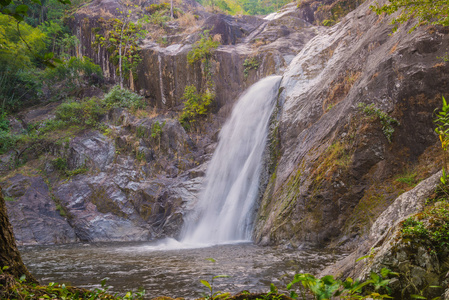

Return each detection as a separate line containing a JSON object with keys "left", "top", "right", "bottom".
{"left": 0, "top": 270, "right": 145, "bottom": 300}
{"left": 358, "top": 103, "right": 400, "bottom": 143}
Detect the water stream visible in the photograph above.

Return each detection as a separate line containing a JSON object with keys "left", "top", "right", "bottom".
{"left": 181, "top": 75, "right": 282, "bottom": 245}
{"left": 20, "top": 242, "right": 346, "bottom": 299}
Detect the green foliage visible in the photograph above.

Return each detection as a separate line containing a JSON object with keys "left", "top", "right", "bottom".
{"left": 66, "top": 165, "right": 88, "bottom": 177}
{"left": 371, "top": 0, "right": 449, "bottom": 33}
{"left": 286, "top": 269, "right": 396, "bottom": 300}
{"left": 187, "top": 30, "right": 219, "bottom": 65}
{"left": 179, "top": 85, "right": 213, "bottom": 130}
{"left": 147, "top": 3, "right": 170, "bottom": 14}
{"left": 437, "top": 52, "right": 449, "bottom": 63}
{"left": 44, "top": 56, "right": 103, "bottom": 98}
{"left": 4, "top": 196, "right": 16, "bottom": 201}
{"left": 45, "top": 56, "right": 102, "bottom": 84}
{"left": 239, "top": 0, "right": 291, "bottom": 15}
{"left": 0, "top": 15, "right": 46, "bottom": 110}
{"left": 321, "top": 19, "right": 334, "bottom": 27}
{"left": 55, "top": 97, "right": 106, "bottom": 127}
{"left": 200, "top": 258, "right": 231, "bottom": 300}
{"left": 243, "top": 57, "right": 259, "bottom": 79}
{"left": 93, "top": 12, "right": 147, "bottom": 87}
{"left": 103, "top": 85, "right": 144, "bottom": 110}
{"left": 51, "top": 156, "right": 88, "bottom": 176}
{"left": 358, "top": 103, "right": 400, "bottom": 143}
{"left": 400, "top": 202, "right": 449, "bottom": 257}
{"left": 183, "top": 31, "right": 218, "bottom": 131}
{"left": 0, "top": 14, "right": 47, "bottom": 68}
{"left": 0, "top": 0, "right": 71, "bottom": 23}
{"left": 52, "top": 157, "right": 67, "bottom": 171}
{"left": 0, "top": 68, "right": 42, "bottom": 112}
{"left": 0, "top": 273, "right": 146, "bottom": 300}
{"left": 0, "top": 112, "right": 18, "bottom": 154}
{"left": 151, "top": 121, "right": 165, "bottom": 139}
{"left": 434, "top": 96, "right": 449, "bottom": 185}
{"left": 395, "top": 171, "right": 418, "bottom": 186}
{"left": 148, "top": 10, "right": 169, "bottom": 26}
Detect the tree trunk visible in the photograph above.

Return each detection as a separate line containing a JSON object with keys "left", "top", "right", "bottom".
{"left": 0, "top": 186, "right": 37, "bottom": 283}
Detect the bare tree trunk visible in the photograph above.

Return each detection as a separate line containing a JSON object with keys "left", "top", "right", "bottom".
{"left": 0, "top": 186, "right": 37, "bottom": 283}
{"left": 170, "top": 0, "right": 174, "bottom": 19}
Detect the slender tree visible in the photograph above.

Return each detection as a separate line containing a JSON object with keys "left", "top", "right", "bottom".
{"left": 93, "top": 8, "right": 147, "bottom": 89}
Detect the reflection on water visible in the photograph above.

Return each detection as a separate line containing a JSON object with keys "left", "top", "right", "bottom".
{"left": 20, "top": 241, "right": 346, "bottom": 299}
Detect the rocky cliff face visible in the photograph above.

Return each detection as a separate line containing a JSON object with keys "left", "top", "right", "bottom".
{"left": 254, "top": 0, "right": 449, "bottom": 248}
{"left": 70, "top": 0, "right": 320, "bottom": 112}
{"left": 1, "top": 103, "right": 207, "bottom": 244}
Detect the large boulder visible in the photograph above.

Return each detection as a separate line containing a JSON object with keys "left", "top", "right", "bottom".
{"left": 2, "top": 174, "right": 78, "bottom": 245}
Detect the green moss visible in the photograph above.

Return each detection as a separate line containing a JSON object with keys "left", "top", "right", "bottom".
{"left": 4, "top": 196, "right": 16, "bottom": 202}
{"left": 89, "top": 187, "right": 127, "bottom": 219}
{"left": 311, "top": 141, "right": 351, "bottom": 186}
{"left": 395, "top": 171, "right": 418, "bottom": 187}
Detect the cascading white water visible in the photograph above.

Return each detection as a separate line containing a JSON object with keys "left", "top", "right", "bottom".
{"left": 181, "top": 75, "right": 282, "bottom": 245}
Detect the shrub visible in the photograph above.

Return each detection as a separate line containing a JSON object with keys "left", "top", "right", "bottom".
{"left": 243, "top": 57, "right": 259, "bottom": 79}
{"left": 0, "top": 112, "right": 17, "bottom": 154}
{"left": 151, "top": 120, "right": 166, "bottom": 148}
{"left": 52, "top": 157, "right": 68, "bottom": 171}
{"left": 187, "top": 30, "right": 220, "bottom": 65}
{"left": 44, "top": 56, "right": 103, "bottom": 98}
{"left": 179, "top": 85, "right": 213, "bottom": 130}
{"left": 103, "top": 85, "right": 144, "bottom": 110}
{"left": 55, "top": 97, "right": 106, "bottom": 127}
{"left": 0, "top": 69, "right": 43, "bottom": 112}
{"left": 400, "top": 202, "right": 449, "bottom": 257}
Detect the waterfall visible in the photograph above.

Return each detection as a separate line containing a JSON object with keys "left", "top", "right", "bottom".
{"left": 181, "top": 75, "right": 282, "bottom": 245}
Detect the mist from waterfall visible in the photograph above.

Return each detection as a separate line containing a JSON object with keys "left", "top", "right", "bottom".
{"left": 181, "top": 75, "right": 282, "bottom": 245}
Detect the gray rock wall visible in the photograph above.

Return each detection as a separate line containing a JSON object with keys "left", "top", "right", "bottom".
{"left": 254, "top": 0, "right": 449, "bottom": 247}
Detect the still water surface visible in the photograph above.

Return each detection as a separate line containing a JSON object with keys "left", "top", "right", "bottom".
{"left": 20, "top": 240, "right": 346, "bottom": 299}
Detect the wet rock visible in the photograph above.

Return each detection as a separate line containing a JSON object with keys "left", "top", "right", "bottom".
{"left": 2, "top": 174, "right": 78, "bottom": 245}
{"left": 53, "top": 171, "right": 153, "bottom": 242}
{"left": 7, "top": 117, "right": 25, "bottom": 135}
{"left": 254, "top": 0, "right": 449, "bottom": 247}
{"left": 202, "top": 14, "right": 264, "bottom": 45}
{"left": 67, "top": 131, "right": 116, "bottom": 171}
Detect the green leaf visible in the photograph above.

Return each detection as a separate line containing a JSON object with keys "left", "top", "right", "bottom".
{"left": 15, "top": 5, "right": 28, "bottom": 14}
{"left": 355, "top": 254, "right": 371, "bottom": 262}
{"left": 19, "top": 274, "right": 26, "bottom": 282}
{"left": 200, "top": 280, "right": 212, "bottom": 291}
{"left": 213, "top": 275, "right": 230, "bottom": 279}
{"left": 206, "top": 258, "right": 216, "bottom": 263}
{"left": 411, "top": 295, "right": 427, "bottom": 299}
